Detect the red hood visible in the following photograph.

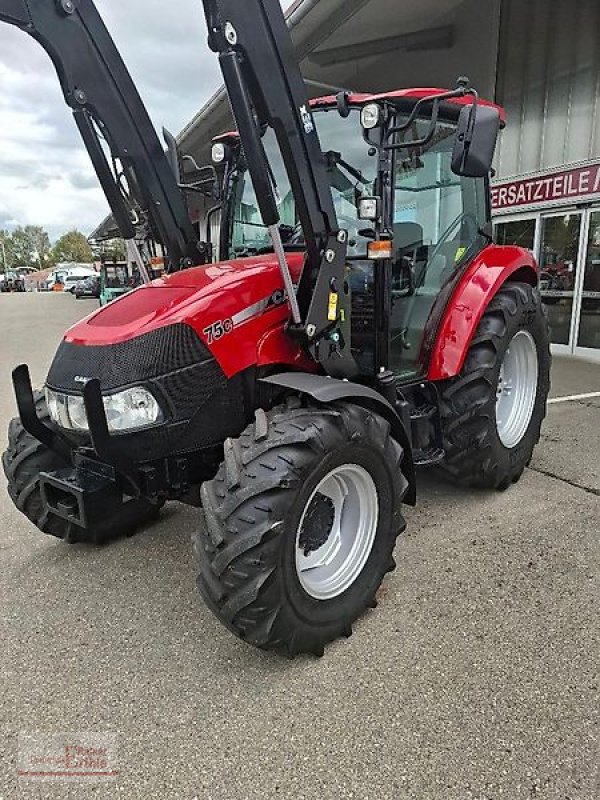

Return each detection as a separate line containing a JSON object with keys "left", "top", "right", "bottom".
{"left": 65, "top": 252, "right": 305, "bottom": 347}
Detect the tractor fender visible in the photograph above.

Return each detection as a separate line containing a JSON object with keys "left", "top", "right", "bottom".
{"left": 427, "top": 245, "right": 538, "bottom": 381}
{"left": 261, "top": 372, "right": 416, "bottom": 505}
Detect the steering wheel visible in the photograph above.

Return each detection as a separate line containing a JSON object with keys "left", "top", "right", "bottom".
{"left": 424, "top": 211, "right": 478, "bottom": 277}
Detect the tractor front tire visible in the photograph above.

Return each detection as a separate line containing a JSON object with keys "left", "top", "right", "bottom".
{"left": 193, "top": 399, "right": 409, "bottom": 657}
{"left": 438, "top": 281, "right": 550, "bottom": 490}
{"left": 3, "top": 391, "right": 162, "bottom": 544}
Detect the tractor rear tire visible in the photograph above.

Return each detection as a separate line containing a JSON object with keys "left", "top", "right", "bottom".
{"left": 193, "top": 399, "right": 409, "bottom": 657}
{"left": 438, "top": 281, "right": 550, "bottom": 490}
{"left": 2, "top": 391, "right": 163, "bottom": 544}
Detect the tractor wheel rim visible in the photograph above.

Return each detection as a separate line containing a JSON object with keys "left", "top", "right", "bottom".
{"left": 495, "top": 329, "right": 538, "bottom": 449}
{"left": 295, "top": 464, "right": 379, "bottom": 600}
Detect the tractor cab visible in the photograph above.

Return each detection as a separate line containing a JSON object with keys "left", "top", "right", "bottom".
{"left": 99, "top": 261, "right": 137, "bottom": 305}
{"left": 216, "top": 89, "right": 501, "bottom": 382}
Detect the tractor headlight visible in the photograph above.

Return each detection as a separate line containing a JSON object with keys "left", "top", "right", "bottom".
{"left": 103, "top": 388, "right": 162, "bottom": 432}
{"left": 45, "top": 386, "right": 163, "bottom": 433}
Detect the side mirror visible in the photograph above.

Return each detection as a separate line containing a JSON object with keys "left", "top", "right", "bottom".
{"left": 451, "top": 104, "right": 500, "bottom": 178}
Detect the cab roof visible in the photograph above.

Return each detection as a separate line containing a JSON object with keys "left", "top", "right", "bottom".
{"left": 213, "top": 87, "right": 505, "bottom": 144}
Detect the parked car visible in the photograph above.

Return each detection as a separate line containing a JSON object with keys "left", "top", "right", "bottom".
{"left": 46, "top": 264, "right": 96, "bottom": 291}
{"left": 64, "top": 274, "right": 88, "bottom": 293}
{"left": 0, "top": 270, "right": 26, "bottom": 292}
{"left": 74, "top": 275, "right": 100, "bottom": 299}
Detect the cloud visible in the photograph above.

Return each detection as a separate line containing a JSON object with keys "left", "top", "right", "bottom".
{"left": 0, "top": 0, "right": 294, "bottom": 242}
{"left": 0, "top": 0, "right": 223, "bottom": 240}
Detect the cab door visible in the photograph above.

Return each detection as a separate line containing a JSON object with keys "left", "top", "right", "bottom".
{"left": 389, "top": 121, "right": 488, "bottom": 382}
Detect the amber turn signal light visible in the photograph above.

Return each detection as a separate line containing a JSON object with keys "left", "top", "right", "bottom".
{"left": 367, "top": 240, "right": 393, "bottom": 260}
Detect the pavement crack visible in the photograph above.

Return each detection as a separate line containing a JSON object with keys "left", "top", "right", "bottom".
{"left": 527, "top": 466, "right": 600, "bottom": 497}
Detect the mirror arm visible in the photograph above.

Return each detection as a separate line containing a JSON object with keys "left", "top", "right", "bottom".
{"left": 383, "top": 84, "right": 479, "bottom": 153}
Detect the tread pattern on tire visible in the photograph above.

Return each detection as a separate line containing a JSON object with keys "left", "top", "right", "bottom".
{"left": 193, "top": 398, "right": 409, "bottom": 657}
{"left": 437, "top": 281, "right": 551, "bottom": 490}
{"left": 2, "top": 391, "right": 161, "bottom": 544}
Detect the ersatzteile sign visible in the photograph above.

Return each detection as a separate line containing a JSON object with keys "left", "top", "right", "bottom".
{"left": 491, "top": 163, "right": 600, "bottom": 211}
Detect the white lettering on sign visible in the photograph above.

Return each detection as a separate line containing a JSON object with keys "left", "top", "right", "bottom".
{"left": 492, "top": 163, "right": 600, "bottom": 210}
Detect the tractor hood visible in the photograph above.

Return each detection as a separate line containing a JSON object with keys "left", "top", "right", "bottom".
{"left": 66, "top": 252, "right": 305, "bottom": 346}
{"left": 44, "top": 251, "right": 311, "bottom": 461}
{"left": 61, "top": 252, "right": 309, "bottom": 379}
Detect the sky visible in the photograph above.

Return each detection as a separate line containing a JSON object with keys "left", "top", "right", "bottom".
{"left": 0, "top": 0, "right": 292, "bottom": 242}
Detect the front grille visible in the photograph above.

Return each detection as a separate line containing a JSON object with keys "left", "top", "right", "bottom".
{"left": 45, "top": 322, "right": 247, "bottom": 462}
{"left": 150, "top": 362, "right": 227, "bottom": 421}
{"left": 46, "top": 323, "right": 213, "bottom": 393}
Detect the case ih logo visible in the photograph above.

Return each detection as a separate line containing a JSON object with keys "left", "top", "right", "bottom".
{"left": 491, "top": 163, "right": 600, "bottom": 211}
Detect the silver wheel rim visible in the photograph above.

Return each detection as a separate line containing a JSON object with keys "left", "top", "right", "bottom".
{"left": 295, "top": 464, "right": 379, "bottom": 600}
{"left": 496, "top": 329, "right": 538, "bottom": 449}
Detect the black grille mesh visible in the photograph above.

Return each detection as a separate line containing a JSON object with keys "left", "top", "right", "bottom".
{"left": 152, "top": 363, "right": 227, "bottom": 420}
{"left": 47, "top": 324, "right": 214, "bottom": 393}
{"left": 44, "top": 322, "right": 243, "bottom": 460}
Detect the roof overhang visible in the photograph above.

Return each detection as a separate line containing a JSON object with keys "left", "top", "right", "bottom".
{"left": 179, "top": 0, "right": 501, "bottom": 166}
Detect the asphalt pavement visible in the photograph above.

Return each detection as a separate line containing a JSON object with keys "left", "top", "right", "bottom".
{"left": 1, "top": 292, "right": 598, "bottom": 800}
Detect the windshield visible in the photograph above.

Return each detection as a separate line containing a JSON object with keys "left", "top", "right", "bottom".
{"left": 229, "top": 108, "right": 377, "bottom": 258}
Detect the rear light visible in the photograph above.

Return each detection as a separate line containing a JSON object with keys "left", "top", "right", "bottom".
{"left": 368, "top": 240, "right": 393, "bottom": 260}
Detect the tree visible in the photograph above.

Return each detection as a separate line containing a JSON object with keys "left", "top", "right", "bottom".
{"left": 0, "top": 229, "right": 11, "bottom": 272}
{"left": 51, "top": 230, "right": 94, "bottom": 264}
{"left": 6, "top": 226, "right": 51, "bottom": 269}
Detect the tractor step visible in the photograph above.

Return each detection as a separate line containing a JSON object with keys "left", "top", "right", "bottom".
{"left": 409, "top": 404, "right": 437, "bottom": 421}
{"left": 413, "top": 446, "right": 445, "bottom": 467}
{"left": 407, "top": 400, "right": 444, "bottom": 466}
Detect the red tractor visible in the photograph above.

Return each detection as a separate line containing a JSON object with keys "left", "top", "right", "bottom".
{"left": 1, "top": 0, "right": 550, "bottom": 656}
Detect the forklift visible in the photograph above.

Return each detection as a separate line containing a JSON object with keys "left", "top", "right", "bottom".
{"left": 99, "top": 261, "right": 134, "bottom": 306}
{"left": 1, "top": 0, "right": 550, "bottom": 656}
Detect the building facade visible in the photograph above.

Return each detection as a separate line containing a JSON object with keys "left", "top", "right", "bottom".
{"left": 492, "top": 0, "right": 600, "bottom": 362}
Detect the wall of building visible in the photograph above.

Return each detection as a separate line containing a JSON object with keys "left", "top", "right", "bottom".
{"left": 334, "top": 0, "right": 501, "bottom": 100}
{"left": 495, "top": 0, "right": 600, "bottom": 180}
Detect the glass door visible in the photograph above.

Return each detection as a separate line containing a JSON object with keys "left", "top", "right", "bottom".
{"left": 538, "top": 211, "right": 583, "bottom": 352}
{"left": 495, "top": 205, "right": 600, "bottom": 360}
{"left": 574, "top": 209, "right": 600, "bottom": 360}
{"left": 495, "top": 216, "right": 537, "bottom": 251}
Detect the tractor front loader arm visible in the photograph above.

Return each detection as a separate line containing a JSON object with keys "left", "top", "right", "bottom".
{"left": 201, "top": 0, "right": 357, "bottom": 378}
{"left": 0, "top": 0, "right": 202, "bottom": 271}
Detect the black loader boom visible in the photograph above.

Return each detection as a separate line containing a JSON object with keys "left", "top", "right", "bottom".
{"left": 0, "top": 0, "right": 202, "bottom": 271}
{"left": 202, "top": 0, "right": 356, "bottom": 378}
